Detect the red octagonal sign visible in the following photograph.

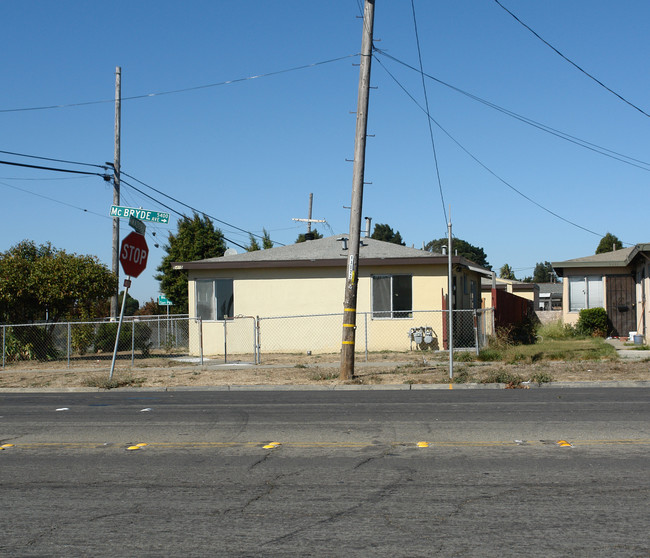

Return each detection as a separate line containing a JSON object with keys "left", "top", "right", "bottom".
{"left": 120, "top": 232, "right": 149, "bottom": 278}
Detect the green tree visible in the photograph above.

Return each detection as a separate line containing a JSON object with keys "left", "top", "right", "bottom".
{"left": 246, "top": 228, "right": 273, "bottom": 251}
{"left": 371, "top": 223, "right": 405, "bottom": 245}
{"left": 245, "top": 234, "right": 261, "bottom": 252}
{"left": 425, "top": 238, "right": 490, "bottom": 269}
{"left": 155, "top": 213, "right": 226, "bottom": 313}
{"left": 296, "top": 228, "right": 324, "bottom": 243}
{"left": 499, "top": 263, "right": 516, "bottom": 280}
{"left": 596, "top": 232, "right": 623, "bottom": 254}
{"left": 135, "top": 298, "right": 160, "bottom": 316}
{"left": 532, "top": 261, "right": 557, "bottom": 283}
{"left": 0, "top": 240, "right": 116, "bottom": 324}
{"left": 118, "top": 291, "right": 139, "bottom": 316}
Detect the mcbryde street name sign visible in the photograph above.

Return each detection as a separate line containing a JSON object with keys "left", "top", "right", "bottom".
{"left": 110, "top": 205, "right": 170, "bottom": 224}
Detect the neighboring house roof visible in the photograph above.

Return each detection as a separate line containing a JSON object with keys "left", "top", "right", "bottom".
{"left": 537, "top": 282, "right": 563, "bottom": 296}
{"left": 552, "top": 245, "right": 647, "bottom": 276}
{"left": 480, "top": 277, "right": 539, "bottom": 293}
{"left": 174, "top": 235, "right": 492, "bottom": 273}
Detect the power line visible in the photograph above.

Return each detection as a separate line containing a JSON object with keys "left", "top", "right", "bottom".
{"left": 493, "top": 0, "right": 650, "bottom": 118}
{"left": 0, "top": 54, "right": 358, "bottom": 114}
{"left": 373, "top": 49, "right": 650, "bottom": 172}
{"left": 0, "top": 179, "right": 109, "bottom": 219}
{"left": 374, "top": 56, "right": 613, "bottom": 241}
{"left": 409, "top": 0, "right": 447, "bottom": 226}
{"left": 0, "top": 149, "right": 285, "bottom": 249}
{"left": 119, "top": 176, "right": 248, "bottom": 251}
{"left": 0, "top": 149, "right": 107, "bottom": 169}
{"left": 0, "top": 159, "right": 109, "bottom": 178}
{"left": 120, "top": 171, "right": 285, "bottom": 247}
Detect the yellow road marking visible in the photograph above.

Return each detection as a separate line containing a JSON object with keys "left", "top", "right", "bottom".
{"left": 6, "top": 439, "right": 650, "bottom": 450}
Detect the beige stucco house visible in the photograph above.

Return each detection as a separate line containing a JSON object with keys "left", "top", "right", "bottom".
{"left": 174, "top": 235, "right": 492, "bottom": 355}
{"left": 552, "top": 244, "right": 650, "bottom": 340}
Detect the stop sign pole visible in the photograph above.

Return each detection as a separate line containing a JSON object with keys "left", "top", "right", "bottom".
{"left": 110, "top": 232, "right": 149, "bottom": 379}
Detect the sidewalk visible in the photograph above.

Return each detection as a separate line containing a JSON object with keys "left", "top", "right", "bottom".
{"left": 605, "top": 337, "right": 650, "bottom": 360}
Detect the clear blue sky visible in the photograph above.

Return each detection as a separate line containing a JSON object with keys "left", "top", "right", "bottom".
{"left": 2, "top": 1, "right": 649, "bottom": 305}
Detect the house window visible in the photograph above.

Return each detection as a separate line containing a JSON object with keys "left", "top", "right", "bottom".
{"left": 372, "top": 275, "right": 412, "bottom": 319}
{"left": 568, "top": 276, "right": 603, "bottom": 312}
{"left": 196, "top": 279, "right": 234, "bottom": 320}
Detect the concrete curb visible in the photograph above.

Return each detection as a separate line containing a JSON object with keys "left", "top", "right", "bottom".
{"left": 1, "top": 380, "right": 649, "bottom": 393}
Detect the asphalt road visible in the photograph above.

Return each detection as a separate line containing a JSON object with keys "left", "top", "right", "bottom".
{"left": 1, "top": 388, "right": 648, "bottom": 557}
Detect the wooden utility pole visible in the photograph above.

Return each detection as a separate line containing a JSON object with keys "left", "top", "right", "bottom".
{"left": 111, "top": 66, "right": 121, "bottom": 318}
{"left": 340, "top": 0, "right": 375, "bottom": 380}
{"left": 292, "top": 193, "right": 325, "bottom": 239}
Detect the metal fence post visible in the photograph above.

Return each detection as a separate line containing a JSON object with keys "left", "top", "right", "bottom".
{"left": 67, "top": 322, "right": 71, "bottom": 369}
{"left": 2, "top": 325, "right": 5, "bottom": 369}
{"left": 131, "top": 319, "right": 135, "bottom": 366}
{"left": 256, "top": 316, "right": 261, "bottom": 365}
{"left": 199, "top": 317, "right": 203, "bottom": 366}
{"left": 223, "top": 319, "right": 228, "bottom": 364}
{"left": 364, "top": 312, "right": 369, "bottom": 362}
{"left": 473, "top": 310, "right": 480, "bottom": 356}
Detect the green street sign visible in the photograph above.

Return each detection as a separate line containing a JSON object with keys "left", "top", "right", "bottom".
{"left": 129, "top": 216, "right": 146, "bottom": 235}
{"left": 158, "top": 295, "right": 173, "bottom": 306}
{"left": 110, "top": 205, "right": 170, "bottom": 224}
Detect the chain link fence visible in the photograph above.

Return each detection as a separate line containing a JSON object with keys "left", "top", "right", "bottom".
{"left": 1, "top": 315, "right": 200, "bottom": 368}
{"left": 2, "top": 309, "right": 494, "bottom": 369}
{"left": 255, "top": 309, "right": 494, "bottom": 362}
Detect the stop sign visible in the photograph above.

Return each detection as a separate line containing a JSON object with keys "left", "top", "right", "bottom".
{"left": 120, "top": 232, "right": 149, "bottom": 278}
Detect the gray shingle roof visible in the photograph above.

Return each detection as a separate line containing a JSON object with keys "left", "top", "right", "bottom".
{"left": 197, "top": 235, "right": 436, "bottom": 264}
{"left": 552, "top": 246, "right": 637, "bottom": 275}
{"left": 175, "top": 235, "right": 491, "bottom": 272}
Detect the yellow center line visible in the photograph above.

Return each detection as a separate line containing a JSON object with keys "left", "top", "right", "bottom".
{"left": 6, "top": 439, "right": 650, "bottom": 450}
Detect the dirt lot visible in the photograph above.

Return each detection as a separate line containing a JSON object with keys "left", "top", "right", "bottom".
{"left": 0, "top": 351, "right": 648, "bottom": 389}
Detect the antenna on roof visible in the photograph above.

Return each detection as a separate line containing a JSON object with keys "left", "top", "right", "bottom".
{"left": 292, "top": 193, "right": 326, "bottom": 240}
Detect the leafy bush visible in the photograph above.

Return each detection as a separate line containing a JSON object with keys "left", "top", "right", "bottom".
{"left": 576, "top": 308, "right": 609, "bottom": 337}
{"left": 71, "top": 323, "right": 95, "bottom": 355}
{"left": 4, "top": 326, "right": 59, "bottom": 361}
{"left": 94, "top": 322, "right": 153, "bottom": 354}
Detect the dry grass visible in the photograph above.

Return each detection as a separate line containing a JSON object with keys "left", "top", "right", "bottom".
{"left": 0, "top": 349, "right": 648, "bottom": 389}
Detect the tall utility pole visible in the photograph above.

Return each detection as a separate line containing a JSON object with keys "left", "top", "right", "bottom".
{"left": 110, "top": 66, "right": 122, "bottom": 318}
{"left": 292, "top": 193, "right": 325, "bottom": 239}
{"left": 340, "top": 0, "right": 375, "bottom": 380}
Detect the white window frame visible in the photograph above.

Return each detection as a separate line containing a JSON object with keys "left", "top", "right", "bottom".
{"left": 568, "top": 275, "right": 603, "bottom": 312}
{"left": 371, "top": 274, "right": 413, "bottom": 319}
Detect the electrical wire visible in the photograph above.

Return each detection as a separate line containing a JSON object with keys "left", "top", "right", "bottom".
{"left": 119, "top": 170, "right": 285, "bottom": 247}
{"left": 0, "top": 179, "right": 109, "bottom": 220}
{"left": 0, "top": 149, "right": 107, "bottom": 169}
{"left": 0, "top": 159, "right": 109, "bottom": 178}
{"left": 409, "top": 0, "right": 447, "bottom": 226}
{"left": 118, "top": 176, "right": 248, "bottom": 251}
{"left": 0, "top": 54, "right": 358, "bottom": 114}
{"left": 0, "top": 146, "right": 287, "bottom": 248}
{"left": 373, "top": 49, "right": 650, "bottom": 172}
{"left": 493, "top": 0, "right": 650, "bottom": 118}
{"left": 374, "top": 55, "right": 621, "bottom": 242}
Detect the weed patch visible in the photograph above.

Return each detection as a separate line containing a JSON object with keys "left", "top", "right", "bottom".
{"left": 82, "top": 374, "right": 146, "bottom": 389}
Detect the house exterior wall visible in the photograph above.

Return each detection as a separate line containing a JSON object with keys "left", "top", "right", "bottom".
{"left": 559, "top": 265, "right": 634, "bottom": 326}
{"left": 635, "top": 262, "right": 649, "bottom": 341}
{"left": 187, "top": 264, "right": 484, "bottom": 355}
